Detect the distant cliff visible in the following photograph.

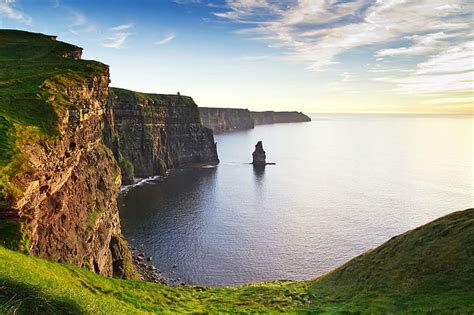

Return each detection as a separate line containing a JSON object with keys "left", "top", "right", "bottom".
{"left": 104, "top": 88, "right": 219, "bottom": 184}
{"left": 199, "top": 108, "right": 311, "bottom": 132}
{"left": 199, "top": 107, "right": 254, "bottom": 132}
{"left": 250, "top": 111, "right": 311, "bottom": 125}
{"left": 0, "top": 31, "right": 135, "bottom": 279}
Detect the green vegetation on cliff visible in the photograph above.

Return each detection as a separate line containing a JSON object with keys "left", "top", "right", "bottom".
{"left": 0, "top": 209, "right": 472, "bottom": 314}
{"left": 108, "top": 87, "right": 201, "bottom": 129}
{"left": 0, "top": 30, "right": 108, "bottom": 200}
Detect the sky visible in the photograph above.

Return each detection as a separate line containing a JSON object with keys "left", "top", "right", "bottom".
{"left": 0, "top": 0, "right": 473, "bottom": 113}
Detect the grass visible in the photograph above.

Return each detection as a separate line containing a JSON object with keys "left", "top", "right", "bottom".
{"left": 0, "top": 208, "right": 472, "bottom": 314}
{"left": 118, "top": 157, "right": 134, "bottom": 182}
{"left": 108, "top": 87, "right": 197, "bottom": 108}
{"left": 108, "top": 87, "right": 200, "bottom": 123}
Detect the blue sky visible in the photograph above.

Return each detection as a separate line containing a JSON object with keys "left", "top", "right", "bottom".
{"left": 1, "top": 0, "right": 473, "bottom": 113}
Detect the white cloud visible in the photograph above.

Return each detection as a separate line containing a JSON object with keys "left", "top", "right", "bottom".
{"left": 340, "top": 71, "right": 353, "bottom": 82}
{"left": 368, "top": 68, "right": 412, "bottom": 73}
{"left": 0, "top": 0, "right": 32, "bottom": 25}
{"left": 373, "top": 41, "right": 474, "bottom": 97}
{"left": 376, "top": 32, "right": 458, "bottom": 57}
{"left": 215, "top": 0, "right": 473, "bottom": 71}
{"left": 67, "top": 9, "right": 95, "bottom": 35}
{"left": 375, "top": 71, "right": 473, "bottom": 94}
{"left": 416, "top": 41, "right": 473, "bottom": 75}
{"left": 104, "top": 23, "right": 133, "bottom": 49}
{"left": 110, "top": 23, "right": 133, "bottom": 31}
{"left": 214, "top": 0, "right": 473, "bottom": 110}
{"left": 69, "top": 10, "right": 85, "bottom": 27}
{"left": 104, "top": 32, "right": 131, "bottom": 49}
{"left": 155, "top": 33, "right": 176, "bottom": 45}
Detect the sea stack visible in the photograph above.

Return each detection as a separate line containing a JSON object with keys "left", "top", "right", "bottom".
{"left": 252, "top": 141, "right": 266, "bottom": 165}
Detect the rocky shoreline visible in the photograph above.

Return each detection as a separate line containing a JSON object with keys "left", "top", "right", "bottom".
{"left": 130, "top": 246, "right": 186, "bottom": 286}
{"left": 121, "top": 171, "right": 191, "bottom": 286}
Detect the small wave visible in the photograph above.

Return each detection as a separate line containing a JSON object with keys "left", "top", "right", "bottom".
{"left": 120, "top": 175, "right": 164, "bottom": 193}
{"left": 201, "top": 164, "right": 218, "bottom": 169}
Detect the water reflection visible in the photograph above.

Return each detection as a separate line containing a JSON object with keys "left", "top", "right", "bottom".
{"left": 252, "top": 164, "right": 265, "bottom": 183}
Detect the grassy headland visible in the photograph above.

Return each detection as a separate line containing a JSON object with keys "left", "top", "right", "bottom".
{"left": 0, "top": 208, "right": 472, "bottom": 314}
{"left": 0, "top": 30, "right": 107, "bottom": 199}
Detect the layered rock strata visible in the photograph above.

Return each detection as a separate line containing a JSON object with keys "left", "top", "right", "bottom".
{"left": 104, "top": 88, "right": 219, "bottom": 184}
{"left": 0, "top": 31, "right": 135, "bottom": 279}
{"left": 199, "top": 107, "right": 255, "bottom": 133}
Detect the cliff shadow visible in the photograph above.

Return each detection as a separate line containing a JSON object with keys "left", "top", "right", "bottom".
{"left": 0, "top": 278, "right": 83, "bottom": 314}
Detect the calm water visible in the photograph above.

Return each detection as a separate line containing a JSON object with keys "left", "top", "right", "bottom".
{"left": 119, "top": 114, "right": 473, "bottom": 286}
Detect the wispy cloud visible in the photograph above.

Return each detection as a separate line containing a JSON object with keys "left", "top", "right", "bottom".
{"left": 155, "top": 33, "right": 176, "bottom": 45}
{"left": 0, "top": 0, "right": 32, "bottom": 25}
{"left": 69, "top": 10, "right": 85, "bottom": 27}
{"left": 214, "top": 0, "right": 472, "bottom": 71}
{"left": 104, "top": 23, "right": 133, "bottom": 49}
{"left": 67, "top": 9, "right": 95, "bottom": 35}
{"left": 373, "top": 41, "right": 474, "bottom": 94}
{"left": 110, "top": 23, "right": 133, "bottom": 32}
{"left": 213, "top": 0, "right": 473, "bottom": 108}
{"left": 374, "top": 71, "right": 472, "bottom": 94}
{"left": 416, "top": 41, "right": 473, "bottom": 75}
{"left": 340, "top": 72, "right": 353, "bottom": 82}
{"left": 376, "top": 32, "right": 457, "bottom": 57}
{"left": 238, "top": 54, "right": 270, "bottom": 61}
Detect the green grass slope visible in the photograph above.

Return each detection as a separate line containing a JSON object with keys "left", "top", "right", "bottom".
{"left": 0, "top": 30, "right": 107, "bottom": 199}
{"left": 0, "top": 209, "right": 472, "bottom": 314}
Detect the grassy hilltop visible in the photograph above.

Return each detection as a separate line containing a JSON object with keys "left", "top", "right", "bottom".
{"left": 0, "top": 30, "right": 107, "bottom": 199}
{"left": 0, "top": 208, "right": 472, "bottom": 314}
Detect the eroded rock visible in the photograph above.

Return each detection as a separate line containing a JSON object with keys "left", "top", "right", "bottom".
{"left": 3, "top": 66, "right": 135, "bottom": 279}
{"left": 252, "top": 141, "right": 266, "bottom": 165}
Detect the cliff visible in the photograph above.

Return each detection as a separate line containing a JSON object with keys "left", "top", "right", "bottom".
{"left": 0, "top": 31, "right": 135, "bottom": 278}
{"left": 104, "top": 88, "right": 219, "bottom": 184}
{"left": 199, "top": 107, "right": 254, "bottom": 132}
{"left": 199, "top": 108, "right": 311, "bottom": 132}
{"left": 250, "top": 111, "right": 311, "bottom": 125}
{"left": 1, "top": 208, "right": 472, "bottom": 313}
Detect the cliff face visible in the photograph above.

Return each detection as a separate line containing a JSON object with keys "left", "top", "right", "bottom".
{"left": 250, "top": 111, "right": 311, "bottom": 125}
{"left": 199, "top": 108, "right": 311, "bottom": 132}
{"left": 0, "top": 31, "right": 135, "bottom": 279}
{"left": 199, "top": 107, "right": 254, "bottom": 133}
{"left": 104, "top": 88, "right": 219, "bottom": 184}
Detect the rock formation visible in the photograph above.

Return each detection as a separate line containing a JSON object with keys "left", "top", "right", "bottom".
{"left": 104, "top": 88, "right": 219, "bottom": 184}
{"left": 199, "top": 108, "right": 311, "bottom": 132}
{"left": 0, "top": 30, "right": 135, "bottom": 279}
{"left": 252, "top": 141, "right": 266, "bottom": 165}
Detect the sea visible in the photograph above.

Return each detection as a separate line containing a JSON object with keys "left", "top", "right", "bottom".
{"left": 119, "top": 114, "right": 473, "bottom": 286}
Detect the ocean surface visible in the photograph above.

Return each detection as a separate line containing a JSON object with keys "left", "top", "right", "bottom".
{"left": 119, "top": 114, "right": 473, "bottom": 286}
